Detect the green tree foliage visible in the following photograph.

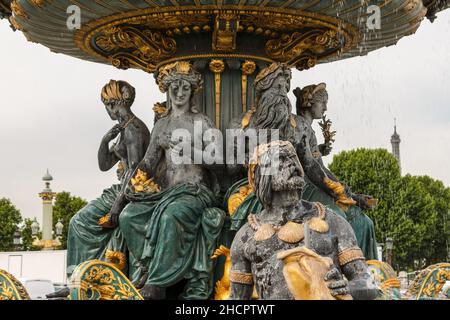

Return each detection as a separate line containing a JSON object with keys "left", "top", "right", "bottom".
{"left": 329, "top": 148, "right": 450, "bottom": 270}
{"left": 0, "top": 198, "right": 22, "bottom": 251}
{"left": 52, "top": 192, "right": 87, "bottom": 249}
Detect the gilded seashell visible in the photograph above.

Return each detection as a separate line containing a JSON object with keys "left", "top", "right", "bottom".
{"left": 254, "top": 224, "right": 276, "bottom": 242}
{"left": 308, "top": 217, "right": 329, "bottom": 233}
{"left": 278, "top": 221, "right": 304, "bottom": 244}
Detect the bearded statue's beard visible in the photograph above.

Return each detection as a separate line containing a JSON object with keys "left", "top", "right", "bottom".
{"left": 254, "top": 89, "right": 292, "bottom": 139}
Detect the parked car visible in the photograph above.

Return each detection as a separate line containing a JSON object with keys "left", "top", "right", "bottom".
{"left": 19, "top": 278, "right": 55, "bottom": 300}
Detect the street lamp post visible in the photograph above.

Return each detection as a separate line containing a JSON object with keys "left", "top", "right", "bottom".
{"left": 31, "top": 218, "right": 40, "bottom": 237}
{"left": 13, "top": 230, "right": 21, "bottom": 251}
{"left": 386, "top": 237, "right": 394, "bottom": 266}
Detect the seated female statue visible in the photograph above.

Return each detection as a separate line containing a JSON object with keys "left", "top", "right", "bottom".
{"left": 109, "top": 62, "right": 226, "bottom": 300}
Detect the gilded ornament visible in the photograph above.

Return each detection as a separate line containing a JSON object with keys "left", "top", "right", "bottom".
{"left": 11, "top": 0, "right": 28, "bottom": 20}
{"left": 69, "top": 260, "right": 143, "bottom": 300}
{"left": 254, "top": 223, "right": 277, "bottom": 242}
{"left": 73, "top": 6, "right": 358, "bottom": 72}
{"left": 29, "top": 0, "right": 44, "bottom": 8}
{"left": 229, "top": 271, "right": 254, "bottom": 285}
{"left": 153, "top": 102, "right": 168, "bottom": 118}
{"left": 323, "top": 177, "right": 356, "bottom": 211}
{"left": 241, "top": 60, "right": 257, "bottom": 76}
{"left": 277, "top": 221, "right": 304, "bottom": 244}
{"left": 308, "top": 217, "right": 329, "bottom": 233}
{"left": 209, "top": 59, "right": 225, "bottom": 128}
{"left": 254, "top": 62, "right": 281, "bottom": 87}
{"left": 265, "top": 29, "right": 342, "bottom": 70}
{"left": 405, "top": 263, "right": 450, "bottom": 300}
{"left": 94, "top": 26, "right": 177, "bottom": 73}
{"left": 39, "top": 191, "right": 56, "bottom": 202}
{"left": 98, "top": 213, "right": 111, "bottom": 226}
{"left": 157, "top": 61, "right": 194, "bottom": 92}
{"left": 209, "top": 59, "right": 225, "bottom": 73}
{"left": 211, "top": 246, "right": 231, "bottom": 300}
{"left": 338, "top": 247, "right": 365, "bottom": 266}
{"left": 131, "top": 169, "right": 161, "bottom": 193}
{"left": 241, "top": 60, "right": 257, "bottom": 112}
{"left": 227, "top": 185, "right": 253, "bottom": 216}
{"left": 289, "top": 115, "right": 297, "bottom": 128}
{"left": 105, "top": 250, "right": 127, "bottom": 271}
{"left": 9, "top": 16, "right": 24, "bottom": 31}
{"left": 0, "top": 269, "right": 30, "bottom": 300}
{"left": 241, "top": 107, "right": 256, "bottom": 129}
{"left": 212, "top": 13, "right": 238, "bottom": 52}
{"left": 278, "top": 247, "right": 352, "bottom": 300}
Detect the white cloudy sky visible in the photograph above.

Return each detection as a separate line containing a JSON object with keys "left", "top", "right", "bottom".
{"left": 0, "top": 11, "right": 449, "bottom": 223}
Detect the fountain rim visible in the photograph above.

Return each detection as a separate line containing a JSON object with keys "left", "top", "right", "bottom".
{"left": 73, "top": 5, "right": 361, "bottom": 73}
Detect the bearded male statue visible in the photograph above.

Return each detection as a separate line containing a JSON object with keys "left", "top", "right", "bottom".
{"left": 225, "top": 63, "right": 378, "bottom": 259}
{"left": 229, "top": 141, "right": 380, "bottom": 300}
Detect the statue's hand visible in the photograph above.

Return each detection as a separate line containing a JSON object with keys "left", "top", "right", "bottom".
{"left": 318, "top": 143, "right": 332, "bottom": 157}
{"left": 324, "top": 266, "right": 350, "bottom": 298}
{"left": 103, "top": 124, "right": 122, "bottom": 142}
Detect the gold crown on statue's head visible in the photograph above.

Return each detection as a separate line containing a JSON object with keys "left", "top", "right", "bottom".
{"left": 254, "top": 62, "right": 291, "bottom": 88}
{"left": 156, "top": 61, "right": 202, "bottom": 93}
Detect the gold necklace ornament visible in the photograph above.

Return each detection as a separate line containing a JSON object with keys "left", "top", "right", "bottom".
{"left": 248, "top": 202, "right": 329, "bottom": 243}
{"left": 308, "top": 203, "right": 329, "bottom": 233}
{"left": 277, "top": 221, "right": 305, "bottom": 244}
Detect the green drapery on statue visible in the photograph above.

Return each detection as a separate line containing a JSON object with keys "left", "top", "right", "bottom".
{"left": 119, "top": 183, "right": 226, "bottom": 299}
{"left": 68, "top": 182, "right": 226, "bottom": 299}
{"left": 226, "top": 177, "right": 378, "bottom": 260}
{"left": 67, "top": 184, "right": 127, "bottom": 277}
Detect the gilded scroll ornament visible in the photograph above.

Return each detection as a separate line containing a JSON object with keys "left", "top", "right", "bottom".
{"left": 95, "top": 26, "right": 176, "bottom": 72}
{"left": 266, "top": 29, "right": 343, "bottom": 70}
{"left": 69, "top": 260, "right": 143, "bottom": 300}
{"left": 405, "top": 263, "right": 450, "bottom": 300}
{"left": 74, "top": 7, "right": 359, "bottom": 73}
{"left": 0, "top": 269, "right": 30, "bottom": 300}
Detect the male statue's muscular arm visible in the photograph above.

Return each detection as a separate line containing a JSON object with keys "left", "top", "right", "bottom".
{"left": 334, "top": 216, "right": 381, "bottom": 300}
{"left": 229, "top": 227, "right": 254, "bottom": 300}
